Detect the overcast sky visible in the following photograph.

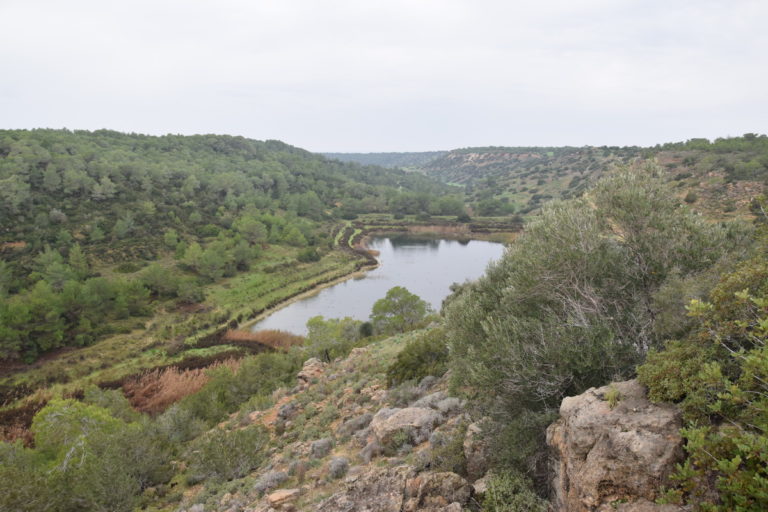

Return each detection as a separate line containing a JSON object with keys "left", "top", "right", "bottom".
{"left": 1, "top": 0, "right": 766, "bottom": 152}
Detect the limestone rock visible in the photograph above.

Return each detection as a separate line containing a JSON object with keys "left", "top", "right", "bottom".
{"left": 316, "top": 465, "right": 416, "bottom": 512}
{"left": 266, "top": 488, "right": 299, "bottom": 508}
{"left": 370, "top": 407, "right": 443, "bottom": 451}
{"left": 602, "top": 498, "right": 684, "bottom": 512}
{"left": 546, "top": 380, "right": 684, "bottom": 512}
{"left": 297, "top": 358, "right": 326, "bottom": 384}
{"left": 471, "top": 475, "right": 490, "bottom": 500}
{"left": 402, "top": 472, "right": 472, "bottom": 512}
{"left": 463, "top": 420, "right": 489, "bottom": 482}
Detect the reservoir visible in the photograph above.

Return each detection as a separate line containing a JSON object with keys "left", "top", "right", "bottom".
{"left": 251, "top": 236, "right": 506, "bottom": 335}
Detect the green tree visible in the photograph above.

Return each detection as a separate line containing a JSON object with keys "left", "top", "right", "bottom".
{"left": 444, "top": 165, "right": 740, "bottom": 481}
{"left": 163, "top": 228, "right": 179, "bottom": 248}
{"left": 68, "top": 243, "right": 90, "bottom": 280}
{"left": 305, "top": 315, "right": 362, "bottom": 361}
{"left": 370, "top": 286, "right": 431, "bottom": 334}
{"left": 234, "top": 215, "right": 268, "bottom": 244}
{"left": 0, "top": 258, "right": 12, "bottom": 297}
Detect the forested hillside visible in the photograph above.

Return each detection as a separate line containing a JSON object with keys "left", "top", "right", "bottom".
{"left": 322, "top": 151, "right": 446, "bottom": 170}
{"left": 331, "top": 135, "right": 768, "bottom": 219}
{"left": 0, "top": 130, "right": 461, "bottom": 362}
{"left": 2, "top": 162, "right": 765, "bottom": 512}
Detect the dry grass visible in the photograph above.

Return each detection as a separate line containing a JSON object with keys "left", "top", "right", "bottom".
{"left": 224, "top": 329, "right": 305, "bottom": 350}
{"left": 124, "top": 358, "right": 241, "bottom": 415}
{"left": 0, "top": 423, "right": 34, "bottom": 446}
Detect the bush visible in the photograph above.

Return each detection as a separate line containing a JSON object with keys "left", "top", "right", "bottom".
{"left": 638, "top": 252, "right": 768, "bottom": 510}
{"left": 370, "top": 286, "right": 432, "bottom": 335}
{"left": 386, "top": 327, "right": 449, "bottom": 387}
{"left": 305, "top": 316, "right": 363, "bottom": 361}
{"left": 481, "top": 470, "right": 547, "bottom": 512}
{"left": 0, "top": 399, "right": 173, "bottom": 512}
{"left": 444, "top": 165, "right": 739, "bottom": 481}
{"left": 186, "top": 426, "right": 269, "bottom": 482}
{"left": 684, "top": 191, "right": 698, "bottom": 203}
{"left": 426, "top": 423, "right": 467, "bottom": 475}
{"left": 297, "top": 247, "right": 321, "bottom": 262}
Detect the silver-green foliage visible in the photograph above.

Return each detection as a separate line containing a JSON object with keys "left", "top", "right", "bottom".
{"left": 445, "top": 164, "right": 743, "bottom": 474}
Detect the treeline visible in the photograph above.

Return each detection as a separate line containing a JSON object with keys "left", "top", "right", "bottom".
{"left": 659, "top": 133, "right": 768, "bottom": 183}
{"left": 0, "top": 129, "right": 455, "bottom": 259}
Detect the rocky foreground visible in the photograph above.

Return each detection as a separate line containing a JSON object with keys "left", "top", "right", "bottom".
{"left": 175, "top": 333, "right": 686, "bottom": 512}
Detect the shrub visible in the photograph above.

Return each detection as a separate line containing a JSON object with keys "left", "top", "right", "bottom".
{"left": 684, "top": 191, "right": 698, "bottom": 203}
{"left": 297, "top": 247, "right": 321, "bottom": 262}
{"left": 481, "top": 469, "right": 547, "bottom": 512}
{"left": 305, "top": 316, "right": 363, "bottom": 361}
{"left": 370, "top": 286, "right": 432, "bottom": 335}
{"left": 638, "top": 253, "right": 768, "bottom": 510}
{"left": 386, "top": 327, "right": 449, "bottom": 387}
{"left": 186, "top": 425, "right": 269, "bottom": 482}
{"left": 2, "top": 399, "right": 174, "bottom": 512}
{"left": 444, "top": 165, "right": 739, "bottom": 482}
{"left": 426, "top": 423, "right": 467, "bottom": 475}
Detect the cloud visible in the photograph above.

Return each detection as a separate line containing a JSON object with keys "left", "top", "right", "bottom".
{"left": 1, "top": 0, "right": 766, "bottom": 150}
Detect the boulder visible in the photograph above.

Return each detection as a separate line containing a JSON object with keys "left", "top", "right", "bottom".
{"left": 267, "top": 488, "right": 300, "bottom": 508}
{"left": 370, "top": 407, "right": 443, "bottom": 452}
{"left": 402, "top": 471, "right": 472, "bottom": 512}
{"left": 546, "top": 380, "right": 684, "bottom": 512}
{"left": 463, "top": 421, "right": 489, "bottom": 482}
{"left": 316, "top": 465, "right": 417, "bottom": 512}
{"left": 297, "top": 358, "right": 326, "bottom": 384}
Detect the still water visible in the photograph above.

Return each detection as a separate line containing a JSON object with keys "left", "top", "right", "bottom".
{"left": 250, "top": 236, "right": 505, "bottom": 335}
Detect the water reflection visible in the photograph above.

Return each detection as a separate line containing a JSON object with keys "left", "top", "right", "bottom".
{"left": 250, "top": 236, "right": 505, "bottom": 335}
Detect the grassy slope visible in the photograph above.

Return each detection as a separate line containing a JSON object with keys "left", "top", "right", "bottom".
{"left": 0, "top": 243, "right": 362, "bottom": 412}
{"left": 1, "top": 214, "right": 516, "bottom": 416}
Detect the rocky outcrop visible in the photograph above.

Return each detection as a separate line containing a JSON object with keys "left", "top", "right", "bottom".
{"left": 297, "top": 358, "right": 326, "bottom": 385}
{"left": 546, "top": 380, "right": 684, "bottom": 512}
{"left": 402, "top": 472, "right": 472, "bottom": 512}
{"left": 316, "top": 465, "right": 417, "bottom": 512}
{"left": 463, "top": 420, "right": 489, "bottom": 482}
{"left": 317, "top": 466, "right": 472, "bottom": 512}
{"left": 369, "top": 407, "right": 443, "bottom": 452}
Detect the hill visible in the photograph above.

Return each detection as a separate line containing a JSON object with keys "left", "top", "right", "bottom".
{"left": 0, "top": 129, "right": 460, "bottom": 365}
{"left": 330, "top": 136, "right": 768, "bottom": 220}
{"left": 322, "top": 151, "right": 446, "bottom": 170}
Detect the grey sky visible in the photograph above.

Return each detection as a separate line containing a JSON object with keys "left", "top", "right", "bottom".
{"left": 1, "top": 0, "right": 766, "bottom": 151}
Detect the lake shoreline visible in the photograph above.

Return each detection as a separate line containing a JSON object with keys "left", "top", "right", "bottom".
{"left": 245, "top": 232, "right": 508, "bottom": 335}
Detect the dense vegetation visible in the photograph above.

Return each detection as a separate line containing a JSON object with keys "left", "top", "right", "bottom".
{"left": 0, "top": 129, "right": 458, "bottom": 362}
{"left": 638, "top": 229, "right": 768, "bottom": 510}
{"left": 331, "top": 134, "right": 768, "bottom": 219}
{"left": 2, "top": 131, "right": 768, "bottom": 511}
{"left": 0, "top": 286, "right": 432, "bottom": 511}
{"left": 443, "top": 164, "right": 753, "bottom": 485}
{"left": 323, "top": 151, "right": 446, "bottom": 169}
